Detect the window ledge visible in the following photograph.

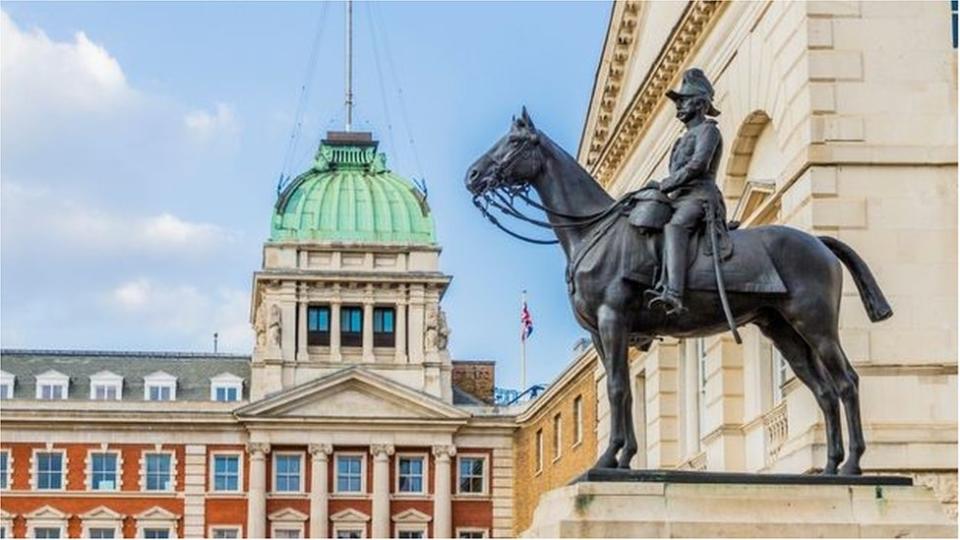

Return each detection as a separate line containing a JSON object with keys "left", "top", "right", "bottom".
{"left": 330, "top": 492, "right": 371, "bottom": 500}
{"left": 206, "top": 491, "right": 245, "bottom": 498}
{"left": 391, "top": 493, "right": 430, "bottom": 500}
{"left": 268, "top": 492, "right": 309, "bottom": 498}
{"left": 452, "top": 493, "right": 490, "bottom": 501}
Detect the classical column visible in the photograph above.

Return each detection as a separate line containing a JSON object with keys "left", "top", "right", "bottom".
{"left": 395, "top": 299, "right": 408, "bottom": 363}
{"left": 246, "top": 442, "right": 270, "bottom": 538}
{"left": 297, "top": 292, "right": 309, "bottom": 362}
{"left": 362, "top": 300, "right": 375, "bottom": 362}
{"left": 370, "top": 444, "right": 394, "bottom": 538}
{"left": 432, "top": 445, "right": 456, "bottom": 539}
{"left": 408, "top": 285, "right": 426, "bottom": 364}
{"left": 330, "top": 301, "right": 342, "bottom": 362}
{"left": 309, "top": 444, "right": 332, "bottom": 539}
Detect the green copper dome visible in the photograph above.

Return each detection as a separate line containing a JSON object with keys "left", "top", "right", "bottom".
{"left": 271, "top": 132, "right": 436, "bottom": 244}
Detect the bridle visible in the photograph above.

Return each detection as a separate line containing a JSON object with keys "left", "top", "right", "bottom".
{"left": 471, "top": 132, "right": 629, "bottom": 245}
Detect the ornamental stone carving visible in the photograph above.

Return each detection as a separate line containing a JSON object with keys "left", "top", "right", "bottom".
{"left": 370, "top": 444, "right": 395, "bottom": 459}
{"left": 425, "top": 306, "right": 450, "bottom": 351}
{"left": 308, "top": 444, "right": 333, "bottom": 458}
{"left": 246, "top": 442, "right": 271, "bottom": 456}
{"left": 268, "top": 304, "right": 282, "bottom": 349}
{"left": 432, "top": 445, "right": 457, "bottom": 460}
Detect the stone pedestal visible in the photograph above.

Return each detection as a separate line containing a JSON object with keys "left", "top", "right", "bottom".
{"left": 523, "top": 472, "right": 955, "bottom": 538}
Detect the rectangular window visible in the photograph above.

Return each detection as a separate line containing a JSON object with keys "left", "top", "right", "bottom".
{"left": 0, "top": 451, "right": 8, "bottom": 489}
{"left": 272, "top": 528, "right": 301, "bottom": 539}
{"left": 458, "top": 456, "right": 485, "bottom": 494}
{"left": 456, "top": 530, "right": 487, "bottom": 539}
{"left": 553, "top": 413, "right": 562, "bottom": 460}
{"left": 91, "top": 452, "right": 119, "bottom": 490}
{"left": 373, "top": 307, "right": 395, "bottom": 347}
{"left": 697, "top": 338, "right": 708, "bottom": 440}
{"left": 335, "top": 530, "right": 362, "bottom": 539}
{"left": 147, "top": 386, "right": 172, "bottom": 401}
{"left": 36, "top": 451, "right": 63, "bottom": 490}
{"left": 953, "top": 0, "right": 958, "bottom": 48}
{"left": 0, "top": 383, "right": 11, "bottom": 399}
{"left": 397, "top": 530, "right": 424, "bottom": 539}
{"left": 274, "top": 454, "right": 302, "bottom": 492}
{"left": 535, "top": 429, "right": 543, "bottom": 473}
{"left": 87, "top": 528, "right": 115, "bottom": 539}
{"left": 214, "top": 386, "right": 239, "bottom": 402}
{"left": 32, "top": 528, "right": 61, "bottom": 539}
{"left": 340, "top": 306, "right": 363, "bottom": 347}
{"left": 335, "top": 454, "right": 363, "bottom": 493}
{"left": 144, "top": 453, "right": 172, "bottom": 491}
{"left": 213, "top": 454, "right": 240, "bottom": 491}
{"left": 397, "top": 456, "right": 424, "bottom": 493}
{"left": 142, "top": 529, "right": 170, "bottom": 539}
{"left": 92, "top": 385, "right": 119, "bottom": 400}
{"left": 39, "top": 384, "right": 64, "bottom": 400}
{"left": 307, "top": 305, "right": 331, "bottom": 346}
{"left": 573, "top": 395, "right": 583, "bottom": 445}
{"left": 210, "top": 528, "right": 240, "bottom": 539}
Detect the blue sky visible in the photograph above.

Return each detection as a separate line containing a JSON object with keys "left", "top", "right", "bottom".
{"left": 1, "top": 2, "right": 610, "bottom": 389}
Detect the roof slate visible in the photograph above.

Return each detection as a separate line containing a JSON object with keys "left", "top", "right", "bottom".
{"left": 0, "top": 349, "right": 250, "bottom": 401}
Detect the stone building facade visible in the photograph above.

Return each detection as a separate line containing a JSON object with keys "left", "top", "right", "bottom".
{"left": 574, "top": 0, "right": 957, "bottom": 519}
{"left": 0, "top": 133, "right": 517, "bottom": 539}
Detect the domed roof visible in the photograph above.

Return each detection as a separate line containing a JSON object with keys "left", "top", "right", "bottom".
{"left": 271, "top": 132, "right": 436, "bottom": 245}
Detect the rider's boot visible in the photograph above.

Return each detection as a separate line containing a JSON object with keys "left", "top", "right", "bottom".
{"left": 648, "top": 224, "right": 689, "bottom": 315}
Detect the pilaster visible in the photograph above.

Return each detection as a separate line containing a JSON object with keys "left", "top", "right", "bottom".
{"left": 246, "top": 442, "right": 271, "bottom": 539}
{"left": 370, "top": 443, "right": 395, "bottom": 538}
{"left": 432, "top": 445, "right": 456, "bottom": 539}
{"left": 309, "top": 444, "right": 333, "bottom": 539}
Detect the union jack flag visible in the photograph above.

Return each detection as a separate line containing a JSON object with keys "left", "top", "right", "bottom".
{"left": 520, "top": 300, "right": 534, "bottom": 341}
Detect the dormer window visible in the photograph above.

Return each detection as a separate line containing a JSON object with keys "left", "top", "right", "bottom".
{"left": 89, "top": 371, "right": 123, "bottom": 401}
{"left": 210, "top": 373, "right": 244, "bottom": 402}
{"left": 373, "top": 307, "right": 395, "bottom": 347}
{"left": 35, "top": 370, "right": 69, "bottom": 400}
{"left": 0, "top": 370, "right": 14, "bottom": 399}
{"left": 307, "top": 305, "right": 331, "bottom": 346}
{"left": 143, "top": 372, "right": 177, "bottom": 401}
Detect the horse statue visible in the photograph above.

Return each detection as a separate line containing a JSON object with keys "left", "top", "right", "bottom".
{"left": 464, "top": 108, "right": 892, "bottom": 476}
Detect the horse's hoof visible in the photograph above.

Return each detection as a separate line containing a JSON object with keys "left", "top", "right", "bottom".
{"left": 839, "top": 463, "right": 862, "bottom": 476}
{"left": 819, "top": 466, "right": 839, "bottom": 476}
{"left": 594, "top": 454, "right": 617, "bottom": 469}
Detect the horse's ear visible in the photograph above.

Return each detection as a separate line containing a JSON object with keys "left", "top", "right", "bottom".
{"left": 521, "top": 106, "right": 536, "bottom": 130}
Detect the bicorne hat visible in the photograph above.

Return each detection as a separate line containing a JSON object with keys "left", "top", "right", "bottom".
{"left": 666, "top": 68, "right": 721, "bottom": 116}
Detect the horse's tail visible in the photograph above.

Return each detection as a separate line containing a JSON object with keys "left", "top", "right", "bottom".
{"left": 818, "top": 235, "right": 893, "bottom": 322}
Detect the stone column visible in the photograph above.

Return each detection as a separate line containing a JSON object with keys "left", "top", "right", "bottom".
{"left": 408, "top": 285, "right": 426, "bottom": 364}
{"left": 362, "top": 299, "right": 375, "bottom": 363}
{"left": 297, "top": 288, "right": 309, "bottom": 362}
{"left": 395, "top": 299, "right": 408, "bottom": 364}
{"left": 330, "top": 301, "right": 342, "bottom": 362}
{"left": 370, "top": 444, "right": 394, "bottom": 538}
{"left": 246, "top": 442, "right": 270, "bottom": 538}
{"left": 432, "top": 445, "right": 456, "bottom": 539}
{"left": 309, "top": 444, "right": 332, "bottom": 539}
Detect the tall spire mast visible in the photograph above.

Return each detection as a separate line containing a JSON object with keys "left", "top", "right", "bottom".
{"left": 344, "top": 0, "right": 353, "bottom": 131}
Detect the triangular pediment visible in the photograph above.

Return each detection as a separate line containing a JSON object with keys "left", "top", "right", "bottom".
{"left": 331, "top": 508, "right": 370, "bottom": 523}
{"left": 392, "top": 508, "right": 432, "bottom": 523}
{"left": 25, "top": 505, "right": 67, "bottom": 519}
{"left": 237, "top": 366, "right": 469, "bottom": 422}
{"left": 80, "top": 506, "right": 124, "bottom": 520}
{"left": 134, "top": 506, "right": 178, "bottom": 520}
{"left": 268, "top": 508, "right": 308, "bottom": 522}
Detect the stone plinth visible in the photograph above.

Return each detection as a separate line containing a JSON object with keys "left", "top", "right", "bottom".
{"left": 523, "top": 470, "right": 955, "bottom": 538}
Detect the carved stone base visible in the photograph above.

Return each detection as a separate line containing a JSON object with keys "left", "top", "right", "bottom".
{"left": 523, "top": 474, "right": 955, "bottom": 538}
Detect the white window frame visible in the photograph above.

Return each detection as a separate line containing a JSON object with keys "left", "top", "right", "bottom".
{"left": 334, "top": 452, "right": 366, "bottom": 494}
{"left": 772, "top": 348, "right": 791, "bottom": 403}
{"left": 0, "top": 509, "right": 11, "bottom": 539}
{"left": 332, "top": 526, "right": 366, "bottom": 539}
{"left": 86, "top": 527, "right": 119, "bottom": 539}
{"left": 268, "top": 508, "right": 307, "bottom": 539}
{"left": 0, "top": 449, "right": 11, "bottom": 490}
{"left": 394, "top": 524, "right": 428, "bottom": 539}
{"left": 35, "top": 370, "right": 69, "bottom": 400}
{"left": 0, "top": 370, "right": 14, "bottom": 399}
{"left": 87, "top": 449, "right": 122, "bottom": 491}
{"left": 392, "top": 509, "right": 431, "bottom": 539}
{"left": 141, "top": 450, "right": 176, "bottom": 492}
{"left": 134, "top": 506, "right": 178, "bottom": 539}
{"left": 207, "top": 526, "right": 242, "bottom": 539}
{"left": 80, "top": 505, "right": 124, "bottom": 539}
{"left": 456, "top": 454, "right": 488, "bottom": 496}
{"left": 25, "top": 506, "right": 68, "bottom": 539}
{"left": 89, "top": 371, "right": 123, "bottom": 401}
{"left": 552, "top": 412, "right": 563, "bottom": 462}
{"left": 395, "top": 452, "right": 428, "bottom": 495}
{"left": 143, "top": 371, "right": 177, "bottom": 401}
{"left": 455, "top": 528, "right": 489, "bottom": 539}
{"left": 210, "top": 373, "right": 244, "bottom": 402}
{"left": 573, "top": 395, "right": 583, "bottom": 446}
{"left": 210, "top": 451, "right": 243, "bottom": 493}
{"left": 272, "top": 451, "right": 304, "bottom": 494}
{"left": 32, "top": 449, "right": 67, "bottom": 491}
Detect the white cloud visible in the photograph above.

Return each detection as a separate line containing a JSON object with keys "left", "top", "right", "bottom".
{"left": 1, "top": 181, "right": 235, "bottom": 256}
{"left": 106, "top": 279, "right": 252, "bottom": 351}
{"left": 184, "top": 103, "right": 238, "bottom": 140}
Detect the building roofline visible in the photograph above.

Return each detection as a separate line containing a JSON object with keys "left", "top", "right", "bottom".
{"left": 0, "top": 348, "right": 250, "bottom": 360}
{"left": 516, "top": 345, "right": 598, "bottom": 423}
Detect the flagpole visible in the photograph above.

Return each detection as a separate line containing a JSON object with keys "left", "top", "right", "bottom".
{"left": 521, "top": 290, "right": 527, "bottom": 393}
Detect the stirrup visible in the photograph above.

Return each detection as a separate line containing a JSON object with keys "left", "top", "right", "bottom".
{"left": 648, "top": 290, "right": 687, "bottom": 315}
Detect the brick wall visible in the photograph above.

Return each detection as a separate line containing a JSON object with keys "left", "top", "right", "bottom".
{"left": 512, "top": 354, "right": 598, "bottom": 535}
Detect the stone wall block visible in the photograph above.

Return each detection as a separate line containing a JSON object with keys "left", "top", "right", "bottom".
{"left": 806, "top": 1, "right": 861, "bottom": 18}
{"left": 807, "top": 18, "right": 834, "bottom": 49}
{"left": 811, "top": 198, "right": 866, "bottom": 228}
{"left": 809, "top": 50, "right": 863, "bottom": 81}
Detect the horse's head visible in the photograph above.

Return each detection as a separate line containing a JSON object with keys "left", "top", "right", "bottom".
{"left": 465, "top": 107, "right": 544, "bottom": 198}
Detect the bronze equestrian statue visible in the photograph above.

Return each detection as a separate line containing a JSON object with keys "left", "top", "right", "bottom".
{"left": 464, "top": 70, "right": 892, "bottom": 476}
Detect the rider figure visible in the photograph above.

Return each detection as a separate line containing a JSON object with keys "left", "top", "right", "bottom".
{"left": 645, "top": 68, "right": 724, "bottom": 315}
